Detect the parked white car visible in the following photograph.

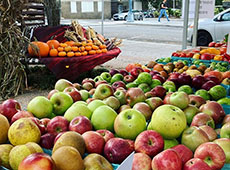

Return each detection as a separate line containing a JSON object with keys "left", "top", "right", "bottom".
{"left": 187, "top": 8, "right": 230, "bottom": 46}
{"left": 113, "top": 10, "right": 144, "bottom": 21}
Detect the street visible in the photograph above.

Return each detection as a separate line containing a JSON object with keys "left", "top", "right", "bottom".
{"left": 62, "top": 18, "right": 186, "bottom": 68}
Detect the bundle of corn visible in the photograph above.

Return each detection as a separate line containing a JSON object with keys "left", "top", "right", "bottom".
{"left": 0, "top": 0, "right": 31, "bottom": 99}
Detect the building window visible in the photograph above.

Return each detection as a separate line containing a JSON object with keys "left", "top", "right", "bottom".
{"left": 98, "top": 1, "right": 102, "bottom": 12}
{"left": 70, "top": 1, "right": 77, "bottom": 13}
{"left": 82, "top": 1, "right": 94, "bottom": 12}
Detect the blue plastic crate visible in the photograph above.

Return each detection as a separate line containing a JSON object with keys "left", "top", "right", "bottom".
{"left": 171, "top": 56, "right": 192, "bottom": 62}
{"left": 222, "top": 163, "right": 230, "bottom": 170}
{"left": 222, "top": 104, "right": 230, "bottom": 115}
{"left": 221, "top": 84, "right": 230, "bottom": 96}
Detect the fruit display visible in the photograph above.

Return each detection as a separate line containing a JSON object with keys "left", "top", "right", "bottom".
{"left": 1, "top": 62, "right": 230, "bottom": 170}
{"left": 171, "top": 44, "right": 230, "bottom": 62}
{"left": 28, "top": 21, "right": 122, "bottom": 58}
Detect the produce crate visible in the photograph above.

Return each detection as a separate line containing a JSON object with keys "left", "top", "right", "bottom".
{"left": 171, "top": 56, "right": 192, "bottom": 62}
{"left": 0, "top": 148, "right": 120, "bottom": 170}
{"left": 221, "top": 84, "right": 230, "bottom": 96}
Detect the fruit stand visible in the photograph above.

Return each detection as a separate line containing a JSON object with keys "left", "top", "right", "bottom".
{"left": 1, "top": 4, "right": 230, "bottom": 169}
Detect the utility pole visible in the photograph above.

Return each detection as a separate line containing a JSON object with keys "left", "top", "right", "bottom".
{"left": 127, "top": 0, "right": 134, "bottom": 22}
{"left": 192, "top": 0, "right": 200, "bottom": 47}
{"left": 182, "top": 0, "right": 190, "bottom": 49}
{"left": 101, "top": 0, "right": 104, "bottom": 35}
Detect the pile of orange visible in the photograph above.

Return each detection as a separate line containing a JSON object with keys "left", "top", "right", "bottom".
{"left": 28, "top": 40, "right": 108, "bottom": 58}
{"left": 48, "top": 40, "right": 107, "bottom": 57}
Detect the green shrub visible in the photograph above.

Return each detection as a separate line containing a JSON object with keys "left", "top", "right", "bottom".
{"left": 173, "top": 9, "right": 182, "bottom": 18}
{"left": 154, "top": 11, "right": 159, "bottom": 17}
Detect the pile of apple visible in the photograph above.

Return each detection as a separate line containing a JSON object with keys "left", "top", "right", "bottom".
{"left": 0, "top": 63, "right": 230, "bottom": 170}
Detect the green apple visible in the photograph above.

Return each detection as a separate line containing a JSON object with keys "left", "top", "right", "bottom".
{"left": 126, "top": 82, "right": 138, "bottom": 88}
{"left": 163, "top": 81, "right": 176, "bottom": 92}
{"left": 178, "top": 85, "right": 193, "bottom": 95}
{"left": 93, "top": 84, "right": 113, "bottom": 100}
{"left": 138, "top": 83, "right": 151, "bottom": 93}
{"left": 213, "top": 138, "right": 230, "bottom": 163}
{"left": 220, "top": 122, "right": 230, "bottom": 138}
{"left": 27, "top": 96, "right": 53, "bottom": 119}
{"left": 114, "top": 89, "right": 127, "bottom": 105}
{"left": 80, "top": 90, "right": 90, "bottom": 101}
{"left": 103, "top": 96, "right": 120, "bottom": 110}
{"left": 148, "top": 104, "right": 187, "bottom": 139}
{"left": 100, "top": 72, "right": 112, "bottom": 83}
{"left": 50, "top": 92, "right": 73, "bottom": 115}
{"left": 217, "top": 97, "right": 230, "bottom": 105}
{"left": 181, "top": 126, "right": 209, "bottom": 152}
{"left": 94, "top": 76, "right": 103, "bottom": 82}
{"left": 136, "top": 72, "right": 152, "bottom": 85}
{"left": 150, "top": 79, "right": 162, "bottom": 89}
{"left": 183, "top": 105, "right": 200, "bottom": 125}
{"left": 114, "top": 109, "right": 146, "bottom": 140}
{"left": 72, "top": 101, "right": 87, "bottom": 106}
{"left": 209, "top": 85, "right": 227, "bottom": 101}
{"left": 110, "top": 73, "right": 124, "bottom": 84}
{"left": 164, "top": 139, "right": 179, "bottom": 150}
{"left": 91, "top": 105, "right": 117, "bottom": 132}
{"left": 169, "top": 91, "right": 189, "bottom": 109}
{"left": 55, "top": 79, "right": 73, "bottom": 92}
{"left": 64, "top": 104, "right": 92, "bottom": 121}
{"left": 87, "top": 99, "right": 106, "bottom": 112}
{"left": 195, "top": 89, "right": 210, "bottom": 101}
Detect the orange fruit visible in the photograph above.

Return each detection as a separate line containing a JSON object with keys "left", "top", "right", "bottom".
{"left": 49, "top": 48, "right": 58, "bottom": 57}
{"left": 102, "top": 49, "right": 107, "bottom": 53}
{"left": 67, "top": 51, "right": 75, "bottom": 57}
{"left": 57, "top": 47, "right": 64, "bottom": 52}
{"left": 89, "top": 50, "right": 96, "bottom": 55}
{"left": 58, "top": 51, "right": 66, "bottom": 57}
{"left": 71, "top": 46, "right": 78, "bottom": 52}
{"left": 75, "top": 52, "right": 82, "bottom": 57}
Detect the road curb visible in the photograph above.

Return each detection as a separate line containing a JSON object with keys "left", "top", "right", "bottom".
{"left": 123, "top": 22, "right": 183, "bottom": 28}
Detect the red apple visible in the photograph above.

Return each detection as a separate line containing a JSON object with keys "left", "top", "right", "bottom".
{"left": 150, "top": 70, "right": 160, "bottom": 77}
{"left": 103, "top": 137, "right": 134, "bottom": 164}
{"left": 0, "top": 99, "right": 21, "bottom": 121}
{"left": 190, "top": 112, "right": 215, "bottom": 129}
{"left": 205, "top": 76, "right": 220, "bottom": 85}
{"left": 112, "top": 81, "right": 126, "bottom": 91}
{"left": 124, "top": 75, "right": 135, "bottom": 83}
{"left": 18, "top": 153, "right": 56, "bottom": 170}
{"left": 209, "top": 42, "right": 216, "bottom": 47}
{"left": 133, "top": 102, "right": 152, "bottom": 120}
{"left": 151, "top": 86, "right": 166, "bottom": 99}
{"left": 11, "top": 110, "right": 34, "bottom": 124}
{"left": 132, "top": 153, "right": 152, "bottom": 170}
{"left": 194, "top": 142, "right": 226, "bottom": 170}
{"left": 119, "top": 69, "right": 129, "bottom": 76}
{"left": 47, "top": 89, "right": 58, "bottom": 100}
{"left": 134, "top": 130, "right": 164, "bottom": 157}
{"left": 82, "top": 131, "right": 105, "bottom": 154}
{"left": 82, "top": 82, "right": 94, "bottom": 91}
{"left": 39, "top": 133, "right": 56, "bottom": 149}
{"left": 47, "top": 116, "right": 69, "bottom": 134}
{"left": 40, "top": 118, "right": 50, "bottom": 127}
{"left": 178, "top": 73, "right": 192, "bottom": 85}
{"left": 63, "top": 86, "right": 82, "bottom": 102}
{"left": 163, "top": 92, "right": 173, "bottom": 104}
{"left": 95, "top": 80, "right": 108, "bottom": 88}
{"left": 130, "top": 67, "right": 144, "bottom": 78}
{"left": 192, "top": 75, "right": 206, "bottom": 89}
{"left": 183, "top": 158, "right": 212, "bottom": 170}
{"left": 171, "top": 144, "right": 193, "bottom": 165}
{"left": 96, "top": 129, "right": 114, "bottom": 142}
{"left": 151, "top": 149, "right": 182, "bottom": 170}
{"left": 29, "top": 117, "right": 46, "bottom": 135}
{"left": 200, "top": 101, "right": 225, "bottom": 124}
{"left": 152, "top": 74, "right": 165, "bottom": 84}
{"left": 109, "top": 69, "right": 119, "bottom": 77}
{"left": 201, "top": 80, "right": 216, "bottom": 91}
{"left": 199, "top": 125, "right": 217, "bottom": 141}
{"left": 69, "top": 116, "right": 92, "bottom": 134}
{"left": 82, "top": 78, "right": 95, "bottom": 87}
{"left": 125, "top": 88, "right": 146, "bottom": 107}
{"left": 200, "top": 53, "right": 212, "bottom": 60}
{"left": 189, "top": 95, "right": 206, "bottom": 108}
